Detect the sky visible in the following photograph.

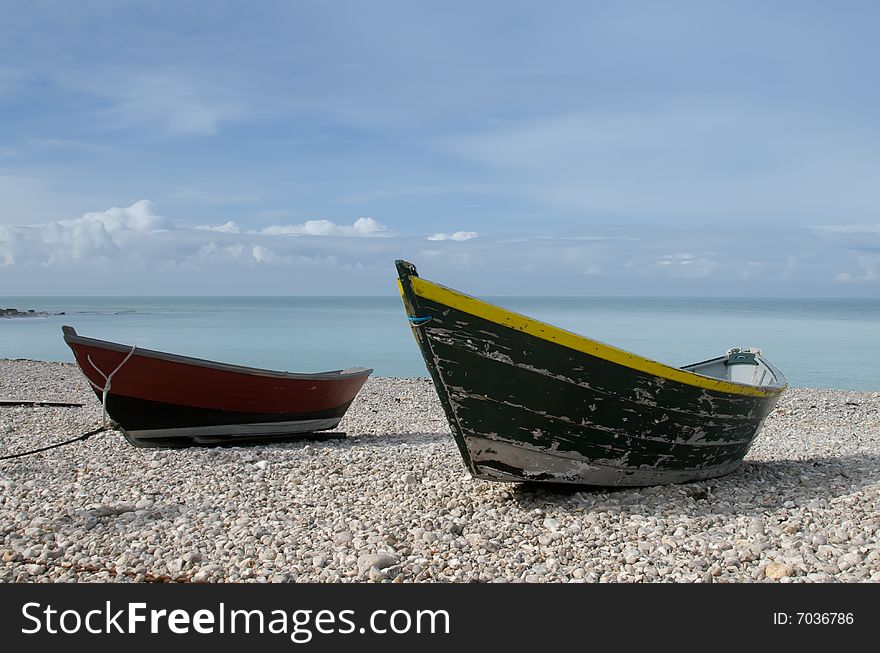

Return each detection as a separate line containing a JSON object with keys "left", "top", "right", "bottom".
{"left": 1, "top": 0, "right": 879, "bottom": 296}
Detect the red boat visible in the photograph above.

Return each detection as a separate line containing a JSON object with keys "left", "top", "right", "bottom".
{"left": 62, "top": 326, "right": 372, "bottom": 447}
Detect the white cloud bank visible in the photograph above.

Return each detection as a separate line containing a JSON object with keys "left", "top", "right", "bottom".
{"left": 2, "top": 200, "right": 879, "bottom": 295}
{"left": 0, "top": 199, "right": 168, "bottom": 265}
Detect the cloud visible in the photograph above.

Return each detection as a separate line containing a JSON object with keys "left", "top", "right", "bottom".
{"left": 178, "top": 241, "right": 248, "bottom": 266}
{"left": 427, "top": 231, "right": 479, "bottom": 241}
{"left": 63, "top": 200, "right": 168, "bottom": 233}
{"left": 834, "top": 256, "right": 880, "bottom": 282}
{"left": 260, "top": 217, "right": 391, "bottom": 237}
{"left": 0, "top": 199, "right": 169, "bottom": 265}
{"left": 251, "top": 245, "right": 278, "bottom": 263}
{"left": 196, "top": 221, "right": 241, "bottom": 234}
{"left": 655, "top": 253, "right": 719, "bottom": 278}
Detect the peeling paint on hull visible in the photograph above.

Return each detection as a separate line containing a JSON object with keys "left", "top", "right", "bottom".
{"left": 396, "top": 260, "right": 787, "bottom": 487}
{"left": 467, "top": 436, "right": 745, "bottom": 486}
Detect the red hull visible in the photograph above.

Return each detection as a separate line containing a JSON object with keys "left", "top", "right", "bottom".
{"left": 62, "top": 326, "right": 372, "bottom": 444}
{"left": 67, "top": 339, "right": 369, "bottom": 414}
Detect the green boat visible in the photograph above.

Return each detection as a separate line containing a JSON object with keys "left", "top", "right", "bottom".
{"left": 396, "top": 260, "right": 787, "bottom": 486}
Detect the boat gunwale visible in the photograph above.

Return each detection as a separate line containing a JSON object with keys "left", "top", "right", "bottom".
{"left": 404, "top": 276, "right": 787, "bottom": 399}
{"left": 62, "top": 326, "right": 373, "bottom": 382}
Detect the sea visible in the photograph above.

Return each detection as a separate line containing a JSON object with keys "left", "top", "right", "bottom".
{"left": 1, "top": 296, "right": 879, "bottom": 390}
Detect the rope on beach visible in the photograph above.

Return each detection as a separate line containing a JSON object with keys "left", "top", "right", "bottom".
{"left": 86, "top": 344, "right": 137, "bottom": 427}
{"left": 0, "top": 425, "right": 108, "bottom": 461}
{"left": 407, "top": 315, "right": 433, "bottom": 326}
{"left": 0, "top": 399, "right": 84, "bottom": 408}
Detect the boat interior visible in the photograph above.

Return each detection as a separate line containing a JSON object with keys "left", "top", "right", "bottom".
{"left": 681, "top": 348, "right": 784, "bottom": 388}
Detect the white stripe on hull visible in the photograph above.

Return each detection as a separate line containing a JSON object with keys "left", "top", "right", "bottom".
{"left": 465, "top": 435, "right": 744, "bottom": 486}
{"left": 125, "top": 417, "right": 342, "bottom": 440}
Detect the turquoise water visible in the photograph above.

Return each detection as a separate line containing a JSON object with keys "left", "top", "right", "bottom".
{"left": 1, "top": 296, "right": 879, "bottom": 390}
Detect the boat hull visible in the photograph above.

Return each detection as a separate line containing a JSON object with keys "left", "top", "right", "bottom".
{"left": 62, "top": 327, "right": 371, "bottom": 447}
{"left": 396, "top": 261, "right": 787, "bottom": 486}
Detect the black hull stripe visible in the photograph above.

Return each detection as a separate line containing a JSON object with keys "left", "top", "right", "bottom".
{"left": 98, "top": 391, "right": 353, "bottom": 432}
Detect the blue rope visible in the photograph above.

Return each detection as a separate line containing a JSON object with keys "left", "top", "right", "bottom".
{"left": 407, "top": 315, "right": 433, "bottom": 326}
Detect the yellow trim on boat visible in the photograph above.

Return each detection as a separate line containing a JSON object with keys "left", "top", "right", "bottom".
{"left": 404, "top": 276, "right": 782, "bottom": 398}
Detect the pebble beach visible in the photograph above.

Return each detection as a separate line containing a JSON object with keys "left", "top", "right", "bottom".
{"left": 1, "top": 359, "right": 878, "bottom": 583}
